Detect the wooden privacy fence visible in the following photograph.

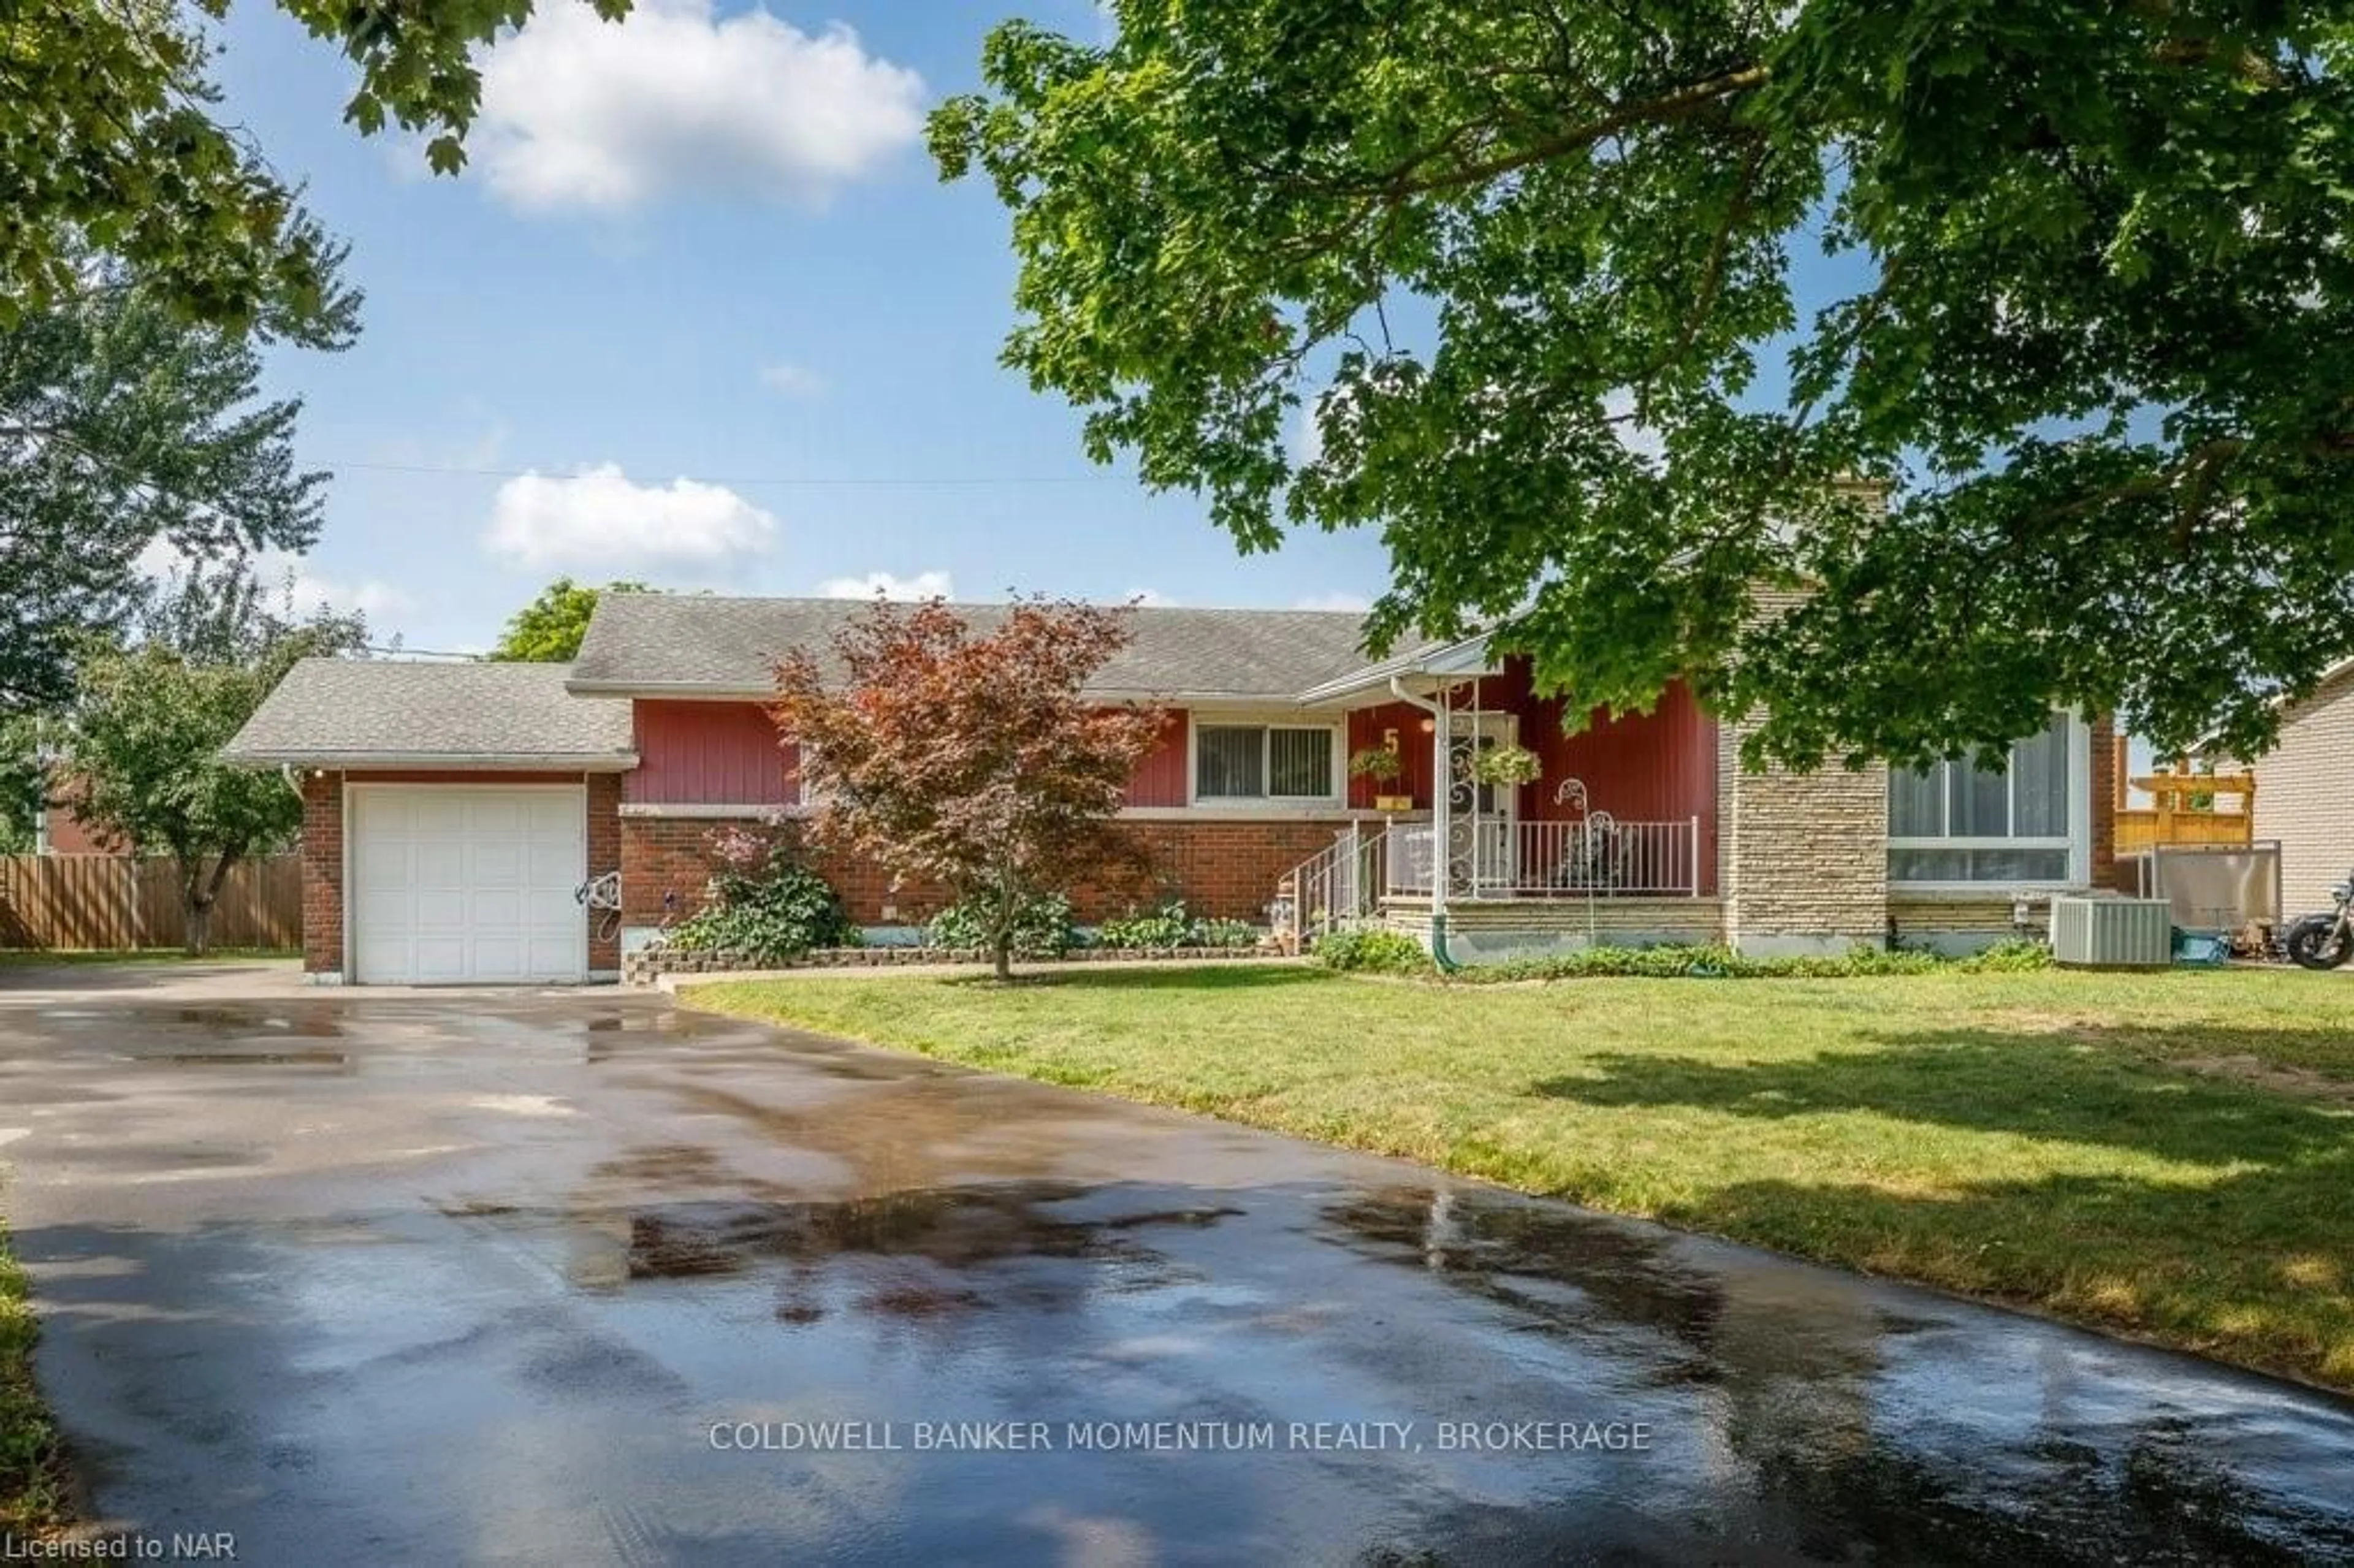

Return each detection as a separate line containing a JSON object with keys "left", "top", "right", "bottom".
{"left": 0, "top": 854, "right": 301, "bottom": 951}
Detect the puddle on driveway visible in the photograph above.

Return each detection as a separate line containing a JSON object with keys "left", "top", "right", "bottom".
{"left": 452, "top": 1183, "right": 1221, "bottom": 1312}
{"left": 151, "top": 1050, "right": 351, "bottom": 1070}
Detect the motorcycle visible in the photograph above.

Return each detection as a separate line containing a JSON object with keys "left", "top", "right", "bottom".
{"left": 2282, "top": 870, "right": 2354, "bottom": 970}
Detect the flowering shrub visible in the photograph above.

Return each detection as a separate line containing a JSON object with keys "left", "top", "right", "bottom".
{"left": 667, "top": 832, "right": 856, "bottom": 962}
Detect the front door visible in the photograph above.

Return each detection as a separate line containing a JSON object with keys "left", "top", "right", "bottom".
{"left": 1445, "top": 714, "right": 1518, "bottom": 894}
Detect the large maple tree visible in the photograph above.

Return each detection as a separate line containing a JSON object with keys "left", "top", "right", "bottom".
{"left": 935, "top": 3, "right": 2354, "bottom": 766}
{"left": 771, "top": 596, "right": 1167, "bottom": 979}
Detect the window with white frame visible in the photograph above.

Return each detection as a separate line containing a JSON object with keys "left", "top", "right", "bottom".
{"left": 1195, "top": 724, "right": 1336, "bottom": 802}
{"left": 1887, "top": 711, "right": 2084, "bottom": 885}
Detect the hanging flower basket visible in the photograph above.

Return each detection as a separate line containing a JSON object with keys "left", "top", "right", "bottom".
{"left": 1350, "top": 743, "right": 1412, "bottom": 811}
{"left": 1347, "top": 743, "right": 1404, "bottom": 783}
{"left": 1471, "top": 742, "right": 1542, "bottom": 788}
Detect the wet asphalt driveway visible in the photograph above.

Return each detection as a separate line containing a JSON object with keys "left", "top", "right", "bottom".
{"left": 2, "top": 971, "right": 2352, "bottom": 1566}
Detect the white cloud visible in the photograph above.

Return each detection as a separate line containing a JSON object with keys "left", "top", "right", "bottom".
{"left": 473, "top": 2, "right": 925, "bottom": 211}
{"left": 815, "top": 570, "right": 954, "bottom": 601}
{"left": 134, "top": 541, "right": 411, "bottom": 623}
{"left": 484, "top": 464, "right": 778, "bottom": 570}
{"left": 1293, "top": 591, "right": 1372, "bottom": 614}
{"left": 756, "top": 362, "right": 825, "bottom": 396}
{"left": 1126, "top": 587, "right": 1175, "bottom": 606}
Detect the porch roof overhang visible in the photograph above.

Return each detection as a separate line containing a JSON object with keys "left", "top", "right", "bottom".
{"left": 1293, "top": 632, "right": 1498, "bottom": 708}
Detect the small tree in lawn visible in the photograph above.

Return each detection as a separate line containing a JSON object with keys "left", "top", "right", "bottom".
{"left": 772, "top": 596, "right": 1166, "bottom": 980}
{"left": 65, "top": 569, "right": 365, "bottom": 954}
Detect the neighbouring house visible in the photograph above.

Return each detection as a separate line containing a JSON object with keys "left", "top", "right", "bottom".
{"left": 221, "top": 595, "right": 2119, "bottom": 984}
{"left": 2244, "top": 657, "right": 2354, "bottom": 914}
{"left": 34, "top": 796, "right": 128, "bottom": 855}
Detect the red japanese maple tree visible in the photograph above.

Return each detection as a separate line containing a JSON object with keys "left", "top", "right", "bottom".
{"left": 771, "top": 596, "right": 1167, "bottom": 979}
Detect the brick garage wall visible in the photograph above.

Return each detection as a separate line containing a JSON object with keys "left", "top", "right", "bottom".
{"left": 299, "top": 770, "right": 623, "bottom": 979}
{"left": 622, "top": 812, "right": 1358, "bottom": 928}
{"left": 300, "top": 772, "right": 344, "bottom": 974}
{"left": 2254, "top": 669, "right": 2354, "bottom": 913}
{"left": 586, "top": 774, "right": 622, "bottom": 973}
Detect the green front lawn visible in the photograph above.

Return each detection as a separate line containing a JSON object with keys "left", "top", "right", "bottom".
{"left": 689, "top": 965, "right": 2354, "bottom": 1391}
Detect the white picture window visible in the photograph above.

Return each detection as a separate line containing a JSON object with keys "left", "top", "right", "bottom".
{"left": 1195, "top": 725, "right": 1335, "bottom": 801}
{"left": 1887, "top": 712, "right": 2084, "bottom": 885}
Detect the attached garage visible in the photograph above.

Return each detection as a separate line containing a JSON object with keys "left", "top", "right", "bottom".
{"left": 223, "top": 660, "right": 636, "bottom": 985}
{"left": 349, "top": 785, "right": 587, "bottom": 984}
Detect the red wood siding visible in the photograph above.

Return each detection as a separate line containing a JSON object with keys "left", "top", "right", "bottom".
{"left": 1345, "top": 702, "right": 1438, "bottom": 808}
{"left": 1125, "top": 712, "right": 1189, "bottom": 807}
{"left": 630, "top": 700, "right": 1184, "bottom": 808}
{"left": 628, "top": 701, "right": 797, "bottom": 805}
{"left": 1338, "top": 661, "right": 1718, "bottom": 892}
{"left": 1523, "top": 675, "right": 1718, "bottom": 893}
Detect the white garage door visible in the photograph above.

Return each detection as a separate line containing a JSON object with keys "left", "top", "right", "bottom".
{"left": 349, "top": 786, "right": 587, "bottom": 984}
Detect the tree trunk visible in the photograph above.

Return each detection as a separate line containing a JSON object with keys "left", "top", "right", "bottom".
{"left": 991, "top": 876, "right": 1017, "bottom": 981}
{"left": 181, "top": 851, "right": 240, "bottom": 957}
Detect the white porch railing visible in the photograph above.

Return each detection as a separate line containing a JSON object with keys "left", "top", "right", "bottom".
{"left": 1388, "top": 818, "right": 1702, "bottom": 898}
{"left": 1277, "top": 825, "right": 1390, "bottom": 945}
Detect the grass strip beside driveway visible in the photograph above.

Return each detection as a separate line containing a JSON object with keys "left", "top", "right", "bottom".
{"left": 688, "top": 965, "right": 2354, "bottom": 1392}
{"left": 1, "top": 1224, "right": 64, "bottom": 1542}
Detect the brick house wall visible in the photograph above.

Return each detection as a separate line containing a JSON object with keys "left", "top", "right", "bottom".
{"left": 2253, "top": 668, "right": 2354, "bottom": 913}
{"left": 620, "top": 810, "right": 1354, "bottom": 933}
{"left": 2089, "top": 713, "right": 2119, "bottom": 892}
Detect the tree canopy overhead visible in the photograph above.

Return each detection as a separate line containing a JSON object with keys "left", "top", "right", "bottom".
{"left": 934, "top": 3, "right": 2354, "bottom": 765}
{"left": 1, "top": 0, "right": 624, "bottom": 332}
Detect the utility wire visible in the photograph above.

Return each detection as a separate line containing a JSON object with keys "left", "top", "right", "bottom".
{"left": 318, "top": 459, "right": 1124, "bottom": 488}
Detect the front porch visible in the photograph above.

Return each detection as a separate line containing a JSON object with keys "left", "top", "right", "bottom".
{"left": 1276, "top": 640, "right": 1724, "bottom": 959}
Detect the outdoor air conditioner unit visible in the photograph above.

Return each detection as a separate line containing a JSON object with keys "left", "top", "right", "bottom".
{"left": 2049, "top": 896, "right": 2173, "bottom": 969}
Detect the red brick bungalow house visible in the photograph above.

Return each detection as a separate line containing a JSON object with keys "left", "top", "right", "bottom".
{"left": 223, "top": 594, "right": 2117, "bottom": 984}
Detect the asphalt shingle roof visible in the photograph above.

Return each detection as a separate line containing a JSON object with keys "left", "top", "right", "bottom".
{"left": 223, "top": 658, "right": 636, "bottom": 767}
{"left": 568, "top": 594, "right": 1392, "bottom": 700}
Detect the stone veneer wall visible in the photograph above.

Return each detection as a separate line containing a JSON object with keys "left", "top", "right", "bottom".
{"left": 1716, "top": 720, "right": 1889, "bottom": 957}
{"left": 1381, "top": 897, "right": 1726, "bottom": 962}
{"left": 1886, "top": 892, "right": 2044, "bottom": 956}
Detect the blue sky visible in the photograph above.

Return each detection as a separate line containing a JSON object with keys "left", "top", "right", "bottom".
{"left": 212, "top": 0, "right": 1396, "bottom": 654}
